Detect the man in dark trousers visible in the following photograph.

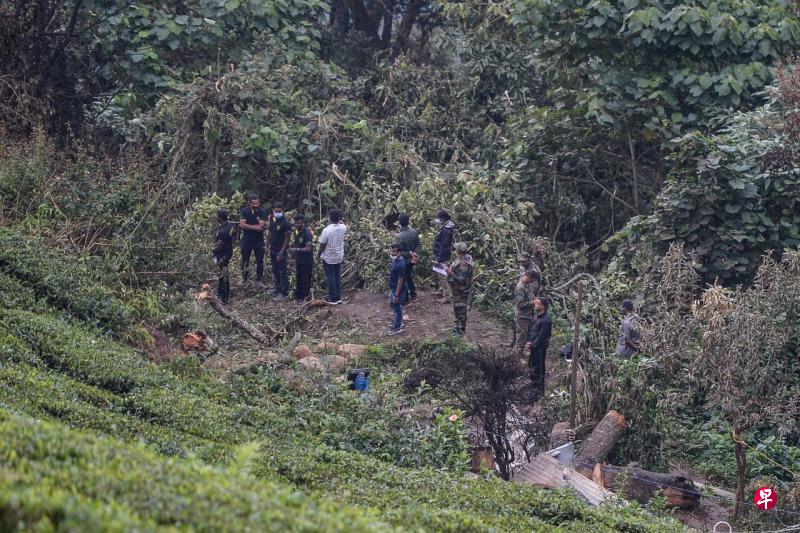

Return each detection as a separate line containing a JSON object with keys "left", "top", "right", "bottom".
{"left": 238, "top": 194, "right": 267, "bottom": 289}
{"left": 616, "top": 299, "right": 642, "bottom": 358}
{"left": 212, "top": 208, "right": 236, "bottom": 304}
{"left": 289, "top": 213, "right": 314, "bottom": 303}
{"left": 395, "top": 213, "right": 420, "bottom": 303}
{"left": 267, "top": 202, "right": 292, "bottom": 299}
{"left": 526, "top": 296, "right": 552, "bottom": 400}
{"left": 432, "top": 209, "right": 455, "bottom": 304}
{"left": 387, "top": 243, "right": 407, "bottom": 336}
{"left": 317, "top": 208, "right": 347, "bottom": 305}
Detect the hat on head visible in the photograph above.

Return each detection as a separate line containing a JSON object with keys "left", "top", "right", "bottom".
{"left": 294, "top": 213, "right": 305, "bottom": 221}
{"left": 525, "top": 269, "right": 540, "bottom": 280}
{"left": 519, "top": 252, "right": 531, "bottom": 260}
{"left": 455, "top": 242, "right": 468, "bottom": 253}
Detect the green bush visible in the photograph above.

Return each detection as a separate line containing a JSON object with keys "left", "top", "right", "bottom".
{"left": 0, "top": 410, "right": 390, "bottom": 532}
{"left": 256, "top": 434, "right": 686, "bottom": 532}
{"left": 0, "top": 361, "right": 230, "bottom": 462}
{"left": 0, "top": 229, "right": 129, "bottom": 331}
{"left": 0, "top": 481, "right": 153, "bottom": 532}
{"left": 0, "top": 309, "right": 164, "bottom": 392}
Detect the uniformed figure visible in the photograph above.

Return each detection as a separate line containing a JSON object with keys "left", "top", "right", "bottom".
{"left": 513, "top": 269, "right": 540, "bottom": 350}
{"left": 212, "top": 208, "right": 236, "bottom": 304}
{"left": 518, "top": 252, "right": 542, "bottom": 280}
{"left": 447, "top": 242, "right": 474, "bottom": 336}
{"left": 238, "top": 194, "right": 268, "bottom": 288}
{"left": 289, "top": 214, "right": 314, "bottom": 303}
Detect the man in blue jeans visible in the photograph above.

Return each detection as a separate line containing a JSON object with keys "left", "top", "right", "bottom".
{"left": 387, "top": 243, "right": 407, "bottom": 336}
{"left": 317, "top": 208, "right": 347, "bottom": 305}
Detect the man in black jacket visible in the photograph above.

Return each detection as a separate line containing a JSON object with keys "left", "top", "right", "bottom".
{"left": 432, "top": 209, "right": 455, "bottom": 304}
{"left": 239, "top": 194, "right": 268, "bottom": 289}
{"left": 395, "top": 213, "right": 420, "bottom": 303}
{"left": 525, "top": 296, "right": 552, "bottom": 400}
{"left": 212, "top": 208, "right": 236, "bottom": 304}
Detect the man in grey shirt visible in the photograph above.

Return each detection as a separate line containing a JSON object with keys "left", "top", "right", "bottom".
{"left": 616, "top": 299, "right": 641, "bottom": 358}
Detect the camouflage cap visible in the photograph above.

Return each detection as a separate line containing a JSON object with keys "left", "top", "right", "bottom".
{"left": 455, "top": 242, "right": 468, "bottom": 253}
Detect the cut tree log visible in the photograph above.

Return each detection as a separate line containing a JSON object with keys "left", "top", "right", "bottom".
{"left": 198, "top": 287, "right": 273, "bottom": 344}
{"left": 592, "top": 463, "right": 700, "bottom": 509}
{"left": 572, "top": 410, "right": 626, "bottom": 472}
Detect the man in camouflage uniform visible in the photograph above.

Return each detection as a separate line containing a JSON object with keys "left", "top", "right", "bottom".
{"left": 447, "top": 242, "right": 474, "bottom": 336}
{"left": 513, "top": 269, "right": 540, "bottom": 352}
{"left": 518, "top": 252, "right": 541, "bottom": 280}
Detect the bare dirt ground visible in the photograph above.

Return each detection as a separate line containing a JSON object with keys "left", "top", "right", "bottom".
{"left": 334, "top": 288, "right": 509, "bottom": 344}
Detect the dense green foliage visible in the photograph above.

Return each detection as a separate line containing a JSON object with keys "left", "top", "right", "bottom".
{"left": 0, "top": 236, "right": 687, "bottom": 531}
{"left": 3, "top": 0, "right": 800, "bottom": 529}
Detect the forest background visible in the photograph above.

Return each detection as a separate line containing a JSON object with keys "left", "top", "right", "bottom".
{"left": 2, "top": 0, "right": 800, "bottom": 530}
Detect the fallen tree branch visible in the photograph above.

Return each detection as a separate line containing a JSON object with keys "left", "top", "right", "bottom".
{"left": 196, "top": 285, "right": 273, "bottom": 344}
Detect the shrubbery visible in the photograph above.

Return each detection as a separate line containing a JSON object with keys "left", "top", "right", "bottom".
{"left": 0, "top": 410, "right": 387, "bottom": 533}
{"left": 0, "top": 229, "right": 129, "bottom": 332}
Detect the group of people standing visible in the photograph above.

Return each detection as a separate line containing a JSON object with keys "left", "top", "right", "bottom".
{"left": 212, "top": 196, "right": 641, "bottom": 401}
{"left": 386, "top": 209, "right": 473, "bottom": 337}
{"left": 211, "top": 195, "right": 346, "bottom": 305}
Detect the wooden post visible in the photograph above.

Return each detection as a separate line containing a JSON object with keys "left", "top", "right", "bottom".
{"left": 569, "top": 281, "right": 584, "bottom": 430}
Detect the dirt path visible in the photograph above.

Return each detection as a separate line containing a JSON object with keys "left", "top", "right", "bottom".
{"left": 334, "top": 289, "right": 509, "bottom": 345}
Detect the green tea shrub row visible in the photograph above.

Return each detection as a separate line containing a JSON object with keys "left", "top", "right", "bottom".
{"left": 0, "top": 410, "right": 391, "bottom": 533}
{"left": 0, "top": 228, "right": 128, "bottom": 331}
{"left": 256, "top": 435, "right": 686, "bottom": 532}
{"left": 0, "top": 309, "right": 164, "bottom": 393}
{"left": 0, "top": 361, "right": 229, "bottom": 462}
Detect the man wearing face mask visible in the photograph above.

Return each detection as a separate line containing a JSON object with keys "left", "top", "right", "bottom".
{"left": 387, "top": 243, "right": 407, "bottom": 336}
{"left": 267, "top": 202, "right": 292, "bottom": 299}
{"left": 432, "top": 209, "right": 455, "bottom": 304}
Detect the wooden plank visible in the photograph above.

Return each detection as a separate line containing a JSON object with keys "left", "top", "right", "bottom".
{"left": 513, "top": 453, "right": 614, "bottom": 506}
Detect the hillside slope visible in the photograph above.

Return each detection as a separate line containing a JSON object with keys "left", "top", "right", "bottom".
{"left": 0, "top": 228, "right": 686, "bottom": 532}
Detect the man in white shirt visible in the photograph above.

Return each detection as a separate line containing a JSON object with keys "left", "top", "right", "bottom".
{"left": 317, "top": 208, "right": 347, "bottom": 304}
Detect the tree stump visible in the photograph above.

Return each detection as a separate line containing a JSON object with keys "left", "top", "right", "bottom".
{"left": 573, "top": 410, "right": 626, "bottom": 472}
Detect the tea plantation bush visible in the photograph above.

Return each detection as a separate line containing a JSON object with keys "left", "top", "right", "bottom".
{"left": 0, "top": 229, "right": 129, "bottom": 332}
{"left": 0, "top": 410, "right": 390, "bottom": 533}
{"left": 0, "top": 227, "right": 687, "bottom": 532}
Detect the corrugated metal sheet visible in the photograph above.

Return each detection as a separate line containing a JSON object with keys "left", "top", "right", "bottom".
{"left": 513, "top": 452, "right": 613, "bottom": 506}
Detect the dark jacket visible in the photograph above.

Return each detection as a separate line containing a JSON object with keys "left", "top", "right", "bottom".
{"left": 389, "top": 256, "right": 408, "bottom": 295}
{"left": 292, "top": 227, "right": 314, "bottom": 265}
{"left": 213, "top": 221, "right": 236, "bottom": 261}
{"left": 240, "top": 206, "right": 267, "bottom": 242}
{"left": 395, "top": 227, "right": 420, "bottom": 260}
{"left": 528, "top": 312, "right": 552, "bottom": 353}
{"left": 432, "top": 220, "right": 455, "bottom": 263}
